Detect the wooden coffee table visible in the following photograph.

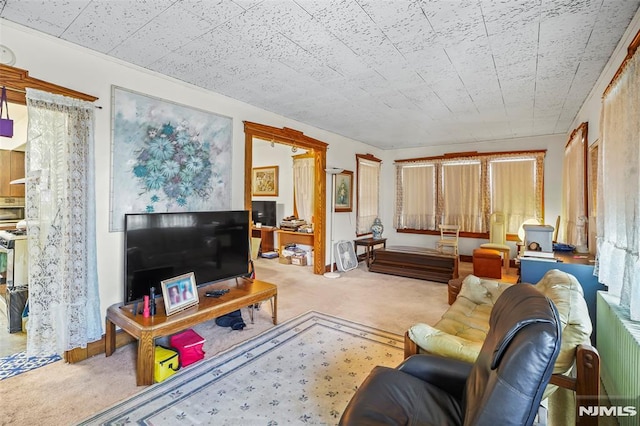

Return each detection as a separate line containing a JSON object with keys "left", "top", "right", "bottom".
{"left": 105, "top": 277, "right": 277, "bottom": 385}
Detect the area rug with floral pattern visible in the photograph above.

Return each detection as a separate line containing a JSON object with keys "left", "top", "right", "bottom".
{"left": 0, "top": 351, "right": 62, "bottom": 380}
{"left": 79, "top": 311, "right": 404, "bottom": 425}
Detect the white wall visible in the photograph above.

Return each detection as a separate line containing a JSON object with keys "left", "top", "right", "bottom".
{"left": 252, "top": 141, "right": 298, "bottom": 220}
{"left": 0, "top": 103, "right": 27, "bottom": 151}
{"left": 2, "top": 20, "right": 378, "bottom": 319}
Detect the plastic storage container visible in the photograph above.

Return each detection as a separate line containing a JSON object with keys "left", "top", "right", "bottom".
{"left": 170, "top": 329, "right": 206, "bottom": 367}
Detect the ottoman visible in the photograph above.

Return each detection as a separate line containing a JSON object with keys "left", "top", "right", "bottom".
{"left": 472, "top": 248, "right": 502, "bottom": 279}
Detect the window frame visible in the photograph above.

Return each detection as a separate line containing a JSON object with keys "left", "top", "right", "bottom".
{"left": 395, "top": 150, "right": 546, "bottom": 240}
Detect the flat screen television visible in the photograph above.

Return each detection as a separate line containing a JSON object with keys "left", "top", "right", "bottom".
{"left": 124, "top": 210, "right": 250, "bottom": 304}
{"left": 251, "top": 200, "right": 277, "bottom": 227}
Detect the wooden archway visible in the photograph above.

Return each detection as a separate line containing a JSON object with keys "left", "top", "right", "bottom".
{"left": 244, "top": 121, "right": 328, "bottom": 274}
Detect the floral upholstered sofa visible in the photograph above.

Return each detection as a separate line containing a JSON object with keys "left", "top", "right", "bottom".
{"left": 406, "top": 269, "right": 600, "bottom": 426}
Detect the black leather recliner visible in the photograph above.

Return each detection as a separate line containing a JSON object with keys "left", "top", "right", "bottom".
{"left": 340, "top": 284, "right": 562, "bottom": 426}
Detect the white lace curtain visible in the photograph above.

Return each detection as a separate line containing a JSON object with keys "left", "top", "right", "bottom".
{"left": 292, "top": 156, "right": 314, "bottom": 223}
{"left": 25, "top": 88, "right": 102, "bottom": 356}
{"left": 597, "top": 49, "right": 640, "bottom": 321}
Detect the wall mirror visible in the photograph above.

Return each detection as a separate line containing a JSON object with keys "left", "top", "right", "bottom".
{"left": 243, "top": 121, "right": 328, "bottom": 274}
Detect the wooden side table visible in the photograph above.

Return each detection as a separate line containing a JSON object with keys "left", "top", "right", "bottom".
{"left": 354, "top": 237, "right": 387, "bottom": 267}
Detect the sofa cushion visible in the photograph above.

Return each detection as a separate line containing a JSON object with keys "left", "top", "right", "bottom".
{"left": 408, "top": 323, "right": 483, "bottom": 363}
{"left": 532, "top": 269, "right": 592, "bottom": 372}
{"left": 457, "top": 274, "right": 510, "bottom": 306}
{"left": 408, "top": 275, "right": 510, "bottom": 363}
{"left": 409, "top": 270, "right": 592, "bottom": 376}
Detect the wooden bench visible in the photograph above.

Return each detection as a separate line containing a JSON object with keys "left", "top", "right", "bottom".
{"left": 368, "top": 246, "right": 458, "bottom": 283}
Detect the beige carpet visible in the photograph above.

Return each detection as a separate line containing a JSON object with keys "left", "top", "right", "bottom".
{"left": 1, "top": 259, "right": 464, "bottom": 425}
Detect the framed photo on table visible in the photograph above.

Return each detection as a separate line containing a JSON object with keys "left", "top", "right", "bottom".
{"left": 252, "top": 166, "right": 279, "bottom": 196}
{"left": 161, "top": 272, "right": 199, "bottom": 315}
{"left": 335, "top": 170, "right": 353, "bottom": 212}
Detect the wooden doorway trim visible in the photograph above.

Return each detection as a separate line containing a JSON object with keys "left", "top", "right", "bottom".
{"left": 0, "top": 64, "right": 98, "bottom": 104}
{"left": 244, "top": 121, "right": 328, "bottom": 275}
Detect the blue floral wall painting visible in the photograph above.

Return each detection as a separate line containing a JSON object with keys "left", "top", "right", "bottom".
{"left": 109, "top": 86, "right": 232, "bottom": 231}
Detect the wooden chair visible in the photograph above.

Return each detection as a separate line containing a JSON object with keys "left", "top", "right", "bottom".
{"left": 437, "top": 224, "right": 459, "bottom": 256}
{"left": 480, "top": 212, "right": 511, "bottom": 272}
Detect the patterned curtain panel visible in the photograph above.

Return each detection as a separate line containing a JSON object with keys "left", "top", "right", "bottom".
{"left": 597, "top": 51, "right": 640, "bottom": 321}
{"left": 356, "top": 158, "right": 380, "bottom": 235}
{"left": 560, "top": 125, "right": 587, "bottom": 245}
{"left": 25, "top": 88, "right": 102, "bottom": 356}
{"left": 292, "top": 156, "right": 314, "bottom": 223}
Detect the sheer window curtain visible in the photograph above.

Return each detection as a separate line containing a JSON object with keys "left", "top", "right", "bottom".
{"left": 597, "top": 50, "right": 640, "bottom": 321}
{"left": 559, "top": 126, "right": 586, "bottom": 245}
{"left": 292, "top": 156, "right": 314, "bottom": 223}
{"left": 394, "top": 163, "right": 436, "bottom": 230}
{"left": 441, "top": 161, "right": 482, "bottom": 232}
{"left": 356, "top": 158, "right": 380, "bottom": 235}
{"left": 490, "top": 158, "right": 539, "bottom": 234}
{"left": 25, "top": 88, "right": 102, "bottom": 356}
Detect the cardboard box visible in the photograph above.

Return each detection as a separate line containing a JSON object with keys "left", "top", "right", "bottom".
{"left": 279, "top": 255, "right": 292, "bottom": 264}
{"left": 291, "top": 254, "right": 308, "bottom": 266}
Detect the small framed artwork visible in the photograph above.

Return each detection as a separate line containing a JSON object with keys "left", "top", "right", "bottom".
{"left": 252, "top": 166, "right": 279, "bottom": 196}
{"left": 161, "top": 272, "right": 199, "bottom": 315}
{"left": 335, "top": 170, "right": 353, "bottom": 212}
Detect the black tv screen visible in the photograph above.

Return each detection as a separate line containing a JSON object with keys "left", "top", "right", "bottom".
{"left": 251, "top": 200, "right": 277, "bottom": 227}
{"left": 124, "top": 210, "right": 250, "bottom": 304}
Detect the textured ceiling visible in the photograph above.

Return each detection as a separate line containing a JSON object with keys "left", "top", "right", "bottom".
{"left": 1, "top": 0, "right": 639, "bottom": 149}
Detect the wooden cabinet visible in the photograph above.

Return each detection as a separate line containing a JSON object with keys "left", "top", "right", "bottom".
{"left": 252, "top": 226, "right": 276, "bottom": 253}
{"left": 0, "top": 150, "right": 25, "bottom": 197}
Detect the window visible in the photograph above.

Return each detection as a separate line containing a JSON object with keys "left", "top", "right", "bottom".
{"left": 356, "top": 154, "right": 382, "bottom": 235}
{"left": 489, "top": 157, "right": 540, "bottom": 234}
{"left": 597, "top": 30, "right": 640, "bottom": 320}
{"left": 559, "top": 123, "right": 588, "bottom": 246}
{"left": 395, "top": 151, "right": 545, "bottom": 235}
{"left": 442, "top": 160, "right": 482, "bottom": 232}
{"left": 395, "top": 163, "right": 436, "bottom": 229}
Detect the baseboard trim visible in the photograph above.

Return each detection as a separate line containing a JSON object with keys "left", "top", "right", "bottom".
{"left": 64, "top": 331, "right": 136, "bottom": 363}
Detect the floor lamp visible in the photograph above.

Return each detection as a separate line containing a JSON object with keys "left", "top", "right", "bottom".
{"left": 325, "top": 167, "right": 344, "bottom": 279}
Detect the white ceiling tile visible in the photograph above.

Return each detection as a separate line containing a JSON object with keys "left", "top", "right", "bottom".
{"left": 2, "top": 0, "right": 639, "bottom": 148}
{"left": 110, "top": 4, "right": 215, "bottom": 67}
{"left": 1, "top": 0, "right": 91, "bottom": 37}
{"left": 61, "top": 0, "right": 175, "bottom": 53}
{"left": 175, "top": 0, "right": 245, "bottom": 24}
